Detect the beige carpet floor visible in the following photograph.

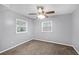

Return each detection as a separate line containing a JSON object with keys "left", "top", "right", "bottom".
{"left": 0, "top": 40, "right": 78, "bottom": 55}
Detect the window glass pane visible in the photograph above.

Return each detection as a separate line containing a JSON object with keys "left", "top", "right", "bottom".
{"left": 16, "top": 20, "right": 26, "bottom": 26}
{"left": 43, "top": 27, "right": 51, "bottom": 31}
{"left": 17, "top": 26, "right": 26, "bottom": 32}
{"left": 43, "top": 21, "right": 51, "bottom": 27}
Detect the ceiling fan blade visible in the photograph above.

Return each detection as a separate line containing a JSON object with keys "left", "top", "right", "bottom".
{"left": 28, "top": 13, "right": 37, "bottom": 15}
{"left": 46, "top": 11, "right": 55, "bottom": 14}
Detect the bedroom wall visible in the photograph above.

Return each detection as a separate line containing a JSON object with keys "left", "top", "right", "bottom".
{"left": 34, "top": 14, "right": 72, "bottom": 46}
{"left": 72, "top": 6, "right": 79, "bottom": 54}
{"left": 0, "top": 5, "right": 5, "bottom": 50}
{"left": 0, "top": 4, "right": 78, "bottom": 53}
{"left": 0, "top": 5, "right": 34, "bottom": 52}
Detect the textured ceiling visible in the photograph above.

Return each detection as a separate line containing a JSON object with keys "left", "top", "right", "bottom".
{"left": 3, "top": 4, "right": 78, "bottom": 19}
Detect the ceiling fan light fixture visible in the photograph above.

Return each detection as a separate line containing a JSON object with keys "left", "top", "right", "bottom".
{"left": 28, "top": 6, "right": 55, "bottom": 19}
{"left": 37, "top": 14, "right": 45, "bottom": 19}
{"left": 37, "top": 6, "right": 45, "bottom": 19}
{"left": 38, "top": 8, "right": 42, "bottom": 13}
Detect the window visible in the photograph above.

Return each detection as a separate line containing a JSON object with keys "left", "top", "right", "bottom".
{"left": 41, "top": 21, "right": 52, "bottom": 32}
{"left": 16, "top": 19, "right": 28, "bottom": 33}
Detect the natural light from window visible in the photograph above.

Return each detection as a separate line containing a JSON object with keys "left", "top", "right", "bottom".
{"left": 16, "top": 19, "right": 28, "bottom": 33}
{"left": 41, "top": 21, "right": 52, "bottom": 32}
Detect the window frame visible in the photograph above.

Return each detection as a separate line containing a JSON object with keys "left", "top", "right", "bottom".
{"left": 41, "top": 21, "right": 52, "bottom": 32}
{"left": 16, "top": 19, "right": 28, "bottom": 33}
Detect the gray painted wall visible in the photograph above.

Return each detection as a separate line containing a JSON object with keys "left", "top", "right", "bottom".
{"left": 0, "top": 5, "right": 34, "bottom": 51}
{"left": 0, "top": 4, "right": 79, "bottom": 53}
{"left": 34, "top": 14, "right": 72, "bottom": 46}
{"left": 72, "top": 6, "right": 79, "bottom": 54}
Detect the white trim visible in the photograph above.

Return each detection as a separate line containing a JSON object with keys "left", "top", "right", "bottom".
{"left": 72, "top": 45, "right": 79, "bottom": 54}
{"left": 0, "top": 39, "right": 32, "bottom": 54}
{"left": 41, "top": 21, "right": 52, "bottom": 32}
{"left": 16, "top": 19, "right": 28, "bottom": 33}
{"left": 33, "top": 39, "right": 79, "bottom": 54}
{"left": 33, "top": 39, "right": 73, "bottom": 47}
{"left": 0, "top": 38, "right": 78, "bottom": 54}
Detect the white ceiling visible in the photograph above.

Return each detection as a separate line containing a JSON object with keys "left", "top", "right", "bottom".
{"left": 3, "top": 4, "right": 78, "bottom": 19}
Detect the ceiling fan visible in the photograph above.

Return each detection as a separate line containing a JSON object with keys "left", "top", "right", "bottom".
{"left": 28, "top": 6, "right": 55, "bottom": 19}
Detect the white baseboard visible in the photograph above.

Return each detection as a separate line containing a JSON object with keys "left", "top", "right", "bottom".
{"left": 72, "top": 46, "right": 79, "bottom": 54}
{"left": 0, "top": 38, "right": 78, "bottom": 54}
{"left": 33, "top": 39, "right": 73, "bottom": 47}
{"left": 33, "top": 39, "right": 79, "bottom": 54}
{"left": 0, "top": 39, "right": 32, "bottom": 54}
